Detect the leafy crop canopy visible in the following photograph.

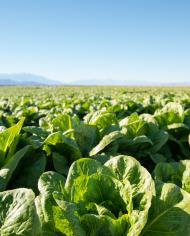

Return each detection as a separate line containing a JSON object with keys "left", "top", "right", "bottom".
{"left": 0, "top": 87, "right": 190, "bottom": 235}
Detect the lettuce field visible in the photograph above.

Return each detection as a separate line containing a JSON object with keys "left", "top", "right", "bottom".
{"left": 1, "top": 86, "right": 190, "bottom": 235}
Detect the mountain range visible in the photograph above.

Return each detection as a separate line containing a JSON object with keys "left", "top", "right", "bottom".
{"left": 0, "top": 73, "right": 189, "bottom": 86}
{"left": 0, "top": 73, "right": 62, "bottom": 85}
{"left": 67, "top": 79, "right": 190, "bottom": 86}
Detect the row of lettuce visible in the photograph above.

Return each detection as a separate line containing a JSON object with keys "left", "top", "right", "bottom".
{"left": 3, "top": 155, "right": 190, "bottom": 235}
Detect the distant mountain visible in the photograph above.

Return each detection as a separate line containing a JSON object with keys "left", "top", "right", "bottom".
{"left": 0, "top": 73, "right": 62, "bottom": 85}
{"left": 68, "top": 79, "right": 190, "bottom": 86}
{"left": 1, "top": 75, "right": 189, "bottom": 86}
{"left": 68, "top": 79, "right": 142, "bottom": 86}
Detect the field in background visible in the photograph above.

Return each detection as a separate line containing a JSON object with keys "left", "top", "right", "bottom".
{"left": 1, "top": 85, "right": 190, "bottom": 96}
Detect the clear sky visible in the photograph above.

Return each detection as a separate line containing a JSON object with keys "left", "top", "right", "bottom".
{"left": 0, "top": 0, "right": 189, "bottom": 83}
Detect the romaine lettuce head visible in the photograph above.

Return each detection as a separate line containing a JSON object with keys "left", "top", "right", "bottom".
{"left": 37, "top": 155, "right": 154, "bottom": 236}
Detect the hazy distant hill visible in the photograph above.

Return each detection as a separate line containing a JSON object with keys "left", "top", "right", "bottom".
{"left": 69, "top": 79, "right": 154, "bottom": 86}
{"left": 68, "top": 79, "right": 190, "bottom": 86}
{"left": 68, "top": 79, "right": 146, "bottom": 86}
{"left": 0, "top": 75, "right": 189, "bottom": 86}
{"left": 0, "top": 73, "right": 62, "bottom": 85}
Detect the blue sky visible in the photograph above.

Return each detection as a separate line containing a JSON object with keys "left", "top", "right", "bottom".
{"left": 0, "top": 0, "right": 189, "bottom": 83}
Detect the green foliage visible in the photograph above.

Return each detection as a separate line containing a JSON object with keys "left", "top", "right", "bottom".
{"left": 0, "top": 86, "right": 190, "bottom": 235}
{"left": 37, "top": 155, "right": 154, "bottom": 236}
{"left": 0, "top": 188, "right": 41, "bottom": 235}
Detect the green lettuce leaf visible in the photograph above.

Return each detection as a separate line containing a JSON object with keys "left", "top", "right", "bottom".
{"left": 0, "top": 118, "right": 25, "bottom": 166}
{"left": 154, "top": 160, "right": 190, "bottom": 193}
{"left": 142, "top": 181, "right": 190, "bottom": 235}
{"left": 0, "top": 188, "right": 41, "bottom": 236}
{"left": 0, "top": 145, "right": 32, "bottom": 191}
